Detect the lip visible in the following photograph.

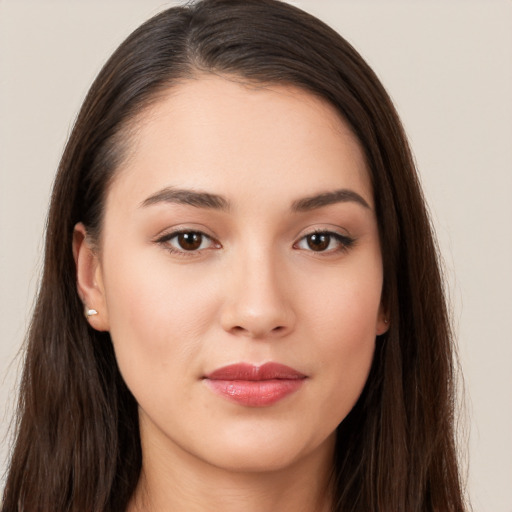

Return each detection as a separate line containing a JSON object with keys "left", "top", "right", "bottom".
{"left": 203, "top": 362, "right": 307, "bottom": 407}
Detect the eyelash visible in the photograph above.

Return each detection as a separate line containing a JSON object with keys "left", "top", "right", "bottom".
{"left": 156, "top": 229, "right": 355, "bottom": 257}
{"left": 156, "top": 230, "right": 220, "bottom": 257}
{"left": 293, "top": 229, "right": 355, "bottom": 254}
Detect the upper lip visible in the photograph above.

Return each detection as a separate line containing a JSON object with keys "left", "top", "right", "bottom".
{"left": 204, "top": 362, "right": 306, "bottom": 381}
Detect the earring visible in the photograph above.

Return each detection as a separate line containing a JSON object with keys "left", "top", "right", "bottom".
{"left": 384, "top": 318, "right": 389, "bottom": 324}
{"left": 84, "top": 307, "right": 98, "bottom": 319}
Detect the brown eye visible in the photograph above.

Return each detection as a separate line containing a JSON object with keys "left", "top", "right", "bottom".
{"left": 157, "top": 229, "right": 221, "bottom": 256}
{"left": 295, "top": 231, "right": 355, "bottom": 254}
{"left": 306, "top": 233, "right": 331, "bottom": 251}
{"left": 176, "top": 232, "right": 203, "bottom": 251}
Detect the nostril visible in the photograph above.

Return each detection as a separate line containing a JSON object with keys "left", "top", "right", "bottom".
{"left": 228, "top": 324, "right": 287, "bottom": 337}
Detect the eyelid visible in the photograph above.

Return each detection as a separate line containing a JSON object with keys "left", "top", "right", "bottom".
{"left": 155, "top": 227, "right": 222, "bottom": 256}
{"left": 153, "top": 224, "right": 355, "bottom": 257}
{"left": 293, "top": 228, "right": 355, "bottom": 254}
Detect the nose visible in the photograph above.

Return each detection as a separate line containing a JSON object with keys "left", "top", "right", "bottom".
{"left": 220, "top": 249, "right": 296, "bottom": 339}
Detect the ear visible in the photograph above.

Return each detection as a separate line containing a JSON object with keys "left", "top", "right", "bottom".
{"left": 375, "top": 302, "right": 390, "bottom": 336}
{"left": 73, "top": 223, "right": 110, "bottom": 331}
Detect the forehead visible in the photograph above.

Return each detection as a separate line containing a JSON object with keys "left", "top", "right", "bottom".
{"left": 107, "top": 75, "right": 373, "bottom": 212}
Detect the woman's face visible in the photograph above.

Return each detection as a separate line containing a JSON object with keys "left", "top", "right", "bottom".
{"left": 78, "top": 75, "right": 387, "bottom": 473}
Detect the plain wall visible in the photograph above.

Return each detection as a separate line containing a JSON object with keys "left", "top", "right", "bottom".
{"left": 1, "top": 1, "right": 511, "bottom": 510}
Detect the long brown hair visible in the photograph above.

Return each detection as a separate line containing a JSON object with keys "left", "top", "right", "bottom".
{"left": 2, "top": 1, "right": 467, "bottom": 510}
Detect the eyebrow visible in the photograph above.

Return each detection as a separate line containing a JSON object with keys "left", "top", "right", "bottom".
{"left": 140, "top": 187, "right": 230, "bottom": 210}
{"left": 291, "top": 189, "right": 371, "bottom": 211}
{"left": 140, "top": 186, "right": 370, "bottom": 212}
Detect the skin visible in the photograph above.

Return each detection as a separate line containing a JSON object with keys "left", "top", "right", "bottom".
{"left": 74, "top": 75, "right": 388, "bottom": 511}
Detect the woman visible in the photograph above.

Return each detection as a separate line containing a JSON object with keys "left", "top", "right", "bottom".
{"left": 1, "top": 0, "right": 467, "bottom": 510}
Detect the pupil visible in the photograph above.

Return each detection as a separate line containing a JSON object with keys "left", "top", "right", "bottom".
{"left": 308, "top": 233, "right": 329, "bottom": 251}
{"left": 178, "top": 232, "right": 202, "bottom": 250}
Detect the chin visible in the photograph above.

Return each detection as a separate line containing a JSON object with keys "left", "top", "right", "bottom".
{"left": 198, "top": 425, "right": 335, "bottom": 474}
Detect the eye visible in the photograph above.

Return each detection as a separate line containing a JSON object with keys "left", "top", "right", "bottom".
{"left": 295, "top": 231, "right": 354, "bottom": 253}
{"left": 157, "top": 230, "right": 219, "bottom": 254}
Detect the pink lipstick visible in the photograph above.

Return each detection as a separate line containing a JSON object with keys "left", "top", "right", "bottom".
{"left": 203, "top": 362, "right": 306, "bottom": 407}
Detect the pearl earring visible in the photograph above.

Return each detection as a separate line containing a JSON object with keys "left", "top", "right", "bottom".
{"left": 84, "top": 307, "right": 98, "bottom": 319}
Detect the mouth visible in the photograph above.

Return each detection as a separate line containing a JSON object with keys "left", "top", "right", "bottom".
{"left": 203, "top": 362, "right": 307, "bottom": 407}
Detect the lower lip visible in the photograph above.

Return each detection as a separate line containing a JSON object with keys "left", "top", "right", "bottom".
{"left": 204, "top": 379, "right": 305, "bottom": 407}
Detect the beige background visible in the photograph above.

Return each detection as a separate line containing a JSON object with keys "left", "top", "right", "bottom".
{"left": 1, "top": 1, "right": 511, "bottom": 510}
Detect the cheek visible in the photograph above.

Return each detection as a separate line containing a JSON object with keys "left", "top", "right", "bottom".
{"left": 302, "top": 254, "right": 383, "bottom": 344}
{"left": 300, "top": 257, "right": 382, "bottom": 414}
{"left": 100, "top": 249, "right": 220, "bottom": 389}
{"left": 313, "top": 293, "right": 377, "bottom": 389}
{"left": 309, "top": 303, "right": 377, "bottom": 435}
